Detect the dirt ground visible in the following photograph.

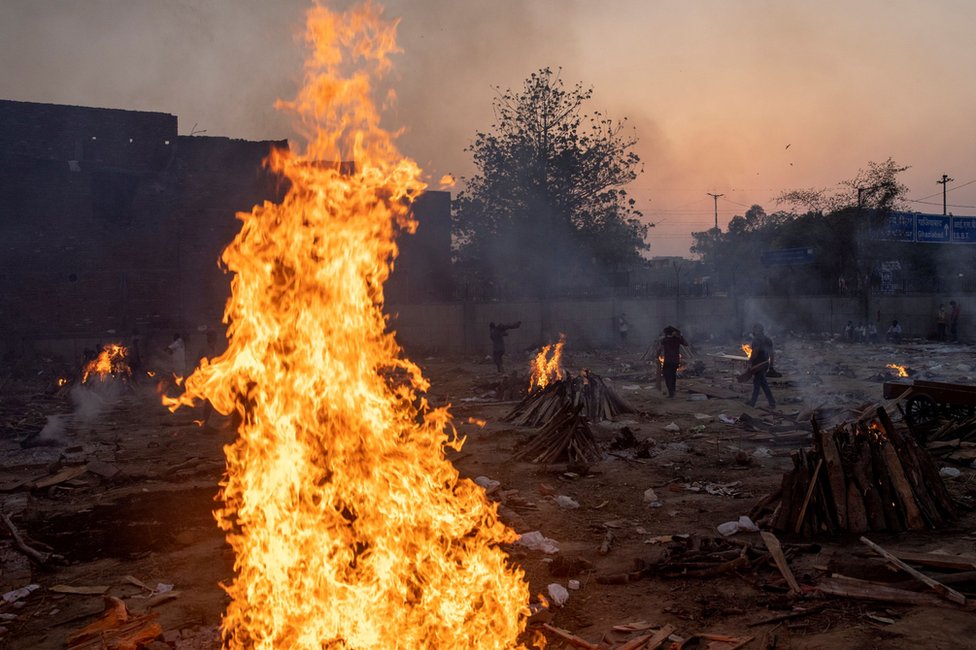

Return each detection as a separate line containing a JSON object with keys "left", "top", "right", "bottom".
{"left": 2, "top": 335, "right": 976, "bottom": 649}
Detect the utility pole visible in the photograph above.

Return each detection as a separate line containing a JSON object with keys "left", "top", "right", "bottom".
{"left": 706, "top": 192, "right": 724, "bottom": 230}
{"left": 937, "top": 174, "right": 954, "bottom": 216}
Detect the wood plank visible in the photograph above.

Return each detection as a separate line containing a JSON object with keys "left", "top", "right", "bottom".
{"left": 814, "top": 421, "right": 848, "bottom": 530}
{"left": 889, "top": 550, "right": 976, "bottom": 572}
{"left": 618, "top": 624, "right": 676, "bottom": 650}
{"left": 818, "top": 576, "right": 975, "bottom": 610}
{"left": 760, "top": 531, "right": 801, "bottom": 595}
{"left": 859, "top": 536, "right": 966, "bottom": 605}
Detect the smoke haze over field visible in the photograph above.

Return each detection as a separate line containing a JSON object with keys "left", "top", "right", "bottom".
{"left": 3, "top": 0, "right": 976, "bottom": 256}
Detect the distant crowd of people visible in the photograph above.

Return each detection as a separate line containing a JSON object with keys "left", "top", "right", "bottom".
{"left": 843, "top": 300, "right": 960, "bottom": 345}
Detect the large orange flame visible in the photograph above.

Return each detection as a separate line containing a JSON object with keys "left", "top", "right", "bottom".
{"left": 164, "top": 3, "right": 530, "bottom": 647}
{"left": 82, "top": 343, "right": 130, "bottom": 383}
{"left": 529, "top": 334, "right": 566, "bottom": 392}
{"left": 741, "top": 343, "right": 752, "bottom": 357}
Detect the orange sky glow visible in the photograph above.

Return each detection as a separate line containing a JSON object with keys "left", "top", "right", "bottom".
{"left": 2, "top": 0, "right": 974, "bottom": 256}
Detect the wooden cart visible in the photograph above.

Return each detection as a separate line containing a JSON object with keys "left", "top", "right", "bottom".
{"left": 883, "top": 379, "right": 976, "bottom": 439}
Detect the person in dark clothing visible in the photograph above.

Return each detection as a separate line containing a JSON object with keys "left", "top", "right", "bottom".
{"left": 655, "top": 326, "right": 688, "bottom": 398}
{"left": 489, "top": 321, "right": 521, "bottom": 372}
{"left": 746, "top": 324, "right": 776, "bottom": 409}
{"left": 950, "top": 300, "right": 960, "bottom": 342}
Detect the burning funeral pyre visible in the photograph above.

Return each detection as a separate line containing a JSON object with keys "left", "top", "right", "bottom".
{"left": 81, "top": 343, "right": 131, "bottom": 384}
{"left": 505, "top": 339, "right": 636, "bottom": 464}
{"left": 163, "top": 4, "right": 530, "bottom": 648}
{"left": 751, "top": 407, "right": 956, "bottom": 536}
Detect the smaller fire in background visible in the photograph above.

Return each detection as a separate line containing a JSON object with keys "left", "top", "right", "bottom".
{"left": 886, "top": 363, "right": 910, "bottom": 378}
{"left": 56, "top": 377, "right": 69, "bottom": 387}
{"left": 82, "top": 343, "right": 131, "bottom": 384}
{"left": 529, "top": 333, "right": 566, "bottom": 392}
{"left": 742, "top": 343, "right": 752, "bottom": 357}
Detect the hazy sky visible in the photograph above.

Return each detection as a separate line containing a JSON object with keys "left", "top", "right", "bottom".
{"left": 2, "top": 0, "right": 975, "bottom": 256}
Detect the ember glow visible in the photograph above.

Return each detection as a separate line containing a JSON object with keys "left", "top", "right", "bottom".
{"left": 82, "top": 343, "right": 130, "bottom": 383}
{"left": 529, "top": 334, "right": 566, "bottom": 392}
{"left": 164, "top": 3, "right": 530, "bottom": 648}
{"left": 887, "top": 363, "right": 909, "bottom": 378}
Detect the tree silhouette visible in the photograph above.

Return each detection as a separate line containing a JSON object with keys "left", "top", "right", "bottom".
{"left": 453, "top": 67, "right": 649, "bottom": 297}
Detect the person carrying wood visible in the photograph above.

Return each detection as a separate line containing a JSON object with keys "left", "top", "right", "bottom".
{"left": 746, "top": 323, "right": 776, "bottom": 409}
{"left": 655, "top": 326, "right": 688, "bottom": 398}
{"left": 489, "top": 321, "right": 521, "bottom": 372}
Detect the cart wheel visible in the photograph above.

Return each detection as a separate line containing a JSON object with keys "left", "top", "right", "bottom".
{"left": 905, "top": 394, "right": 939, "bottom": 432}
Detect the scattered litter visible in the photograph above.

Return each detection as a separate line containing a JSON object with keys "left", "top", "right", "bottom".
{"left": 567, "top": 579, "right": 581, "bottom": 590}
{"left": 689, "top": 393, "right": 708, "bottom": 401}
{"left": 2, "top": 584, "right": 39, "bottom": 604}
{"left": 939, "top": 467, "right": 962, "bottom": 479}
{"left": 683, "top": 481, "right": 742, "bottom": 497}
{"left": 694, "top": 413, "right": 713, "bottom": 421}
{"left": 642, "top": 488, "right": 662, "bottom": 508}
{"left": 719, "top": 414, "right": 738, "bottom": 425}
{"left": 663, "top": 422, "right": 681, "bottom": 432}
{"left": 547, "top": 583, "right": 569, "bottom": 606}
{"left": 621, "top": 384, "right": 642, "bottom": 391}
{"left": 473, "top": 476, "right": 501, "bottom": 493}
{"left": 517, "top": 531, "right": 560, "bottom": 554}
{"left": 751, "top": 447, "right": 771, "bottom": 459}
{"left": 717, "top": 516, "right": 760, "bottom": 536}
{"left": 554, "top": 495, "right": 580, "bottom": 509}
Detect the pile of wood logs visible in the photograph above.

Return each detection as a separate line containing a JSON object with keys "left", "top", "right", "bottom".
{"left": 504, "top": 370, "right": 635, "bottom": 427}
{"left": 511, "top": 402, "right": 602, "bottom": 464}
{"left": 752, "top": 406, "right": 957, "bottom": 536}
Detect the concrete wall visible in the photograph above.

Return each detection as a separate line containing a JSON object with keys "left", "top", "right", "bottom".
{"left": 388, "top": 294, "right": 974, "bottom": 355}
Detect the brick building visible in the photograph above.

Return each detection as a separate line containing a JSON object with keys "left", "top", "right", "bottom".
{"left": 0, "top": 99, "right": 451, "bottom": 362}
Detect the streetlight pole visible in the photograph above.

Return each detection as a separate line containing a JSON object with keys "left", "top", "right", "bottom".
{"left": 706, "top": 192, "right": 724, "bottom": 230}
{"left": 937, "top": 174, "right": 954, "bottom": 216}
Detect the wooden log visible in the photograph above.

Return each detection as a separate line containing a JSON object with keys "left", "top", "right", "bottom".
{"left": 818, "top": 576, "right": 975, "bottom": 610}
{"left": 813, "top": 419, "right": 848, "bottom": 530}
{"left": 878, "top": 407, "right": 957, "bottom": 522}
{"left": 793, "top": 459, "right": 823, "bottom": 535}
{"left": 879, "top": 439, "right": 926, "bottom": 530}
{"left": 749, "top": 488, "right": 783, "bottom": 521}
{"left": 870, "top": 435, "right": 905, "bottom": 532}
{"left": 845, "top": 480, "right": 869, "bottom": 534}
{"left": 772, "top": 469, "right": 796, "bottom": 533}
{"left": 541, "top": 624, "right": 599, "bottom": 650}
{"left": 860, "top": 536, "right": 967, "bottom": 605}
{"left": 1, "top": 512, "right": 57, "bottom": 565}
{"left": 886, "top": 550, "right": 976, "bottom": 572}
{"left": 618, "top": 624, "right": 676, "bottom": 650}
{"left": 851, "top": 434, "right": 886, "bottom": 531}
{"left": 760, "top": 531, "right": 801, "bottom": 595}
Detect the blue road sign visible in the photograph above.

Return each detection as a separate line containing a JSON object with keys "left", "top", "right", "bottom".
{"left": 880, "top": 212, "right": 916, "bottom": 242}
{"left": 951, "top": 216, "right": 976, "bottom": 243}
{"left": 760, "top": 247, "right": 814, "bottom": 266}
{"left": 916, "top": 214, "right": 951, "bottom": 243}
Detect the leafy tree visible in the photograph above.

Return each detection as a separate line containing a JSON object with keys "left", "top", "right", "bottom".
{"left": 776, "top": 158, "right": 910, "bottom": 215}
{"left": 453, "top": 67, "right": 649, "bottom": 297}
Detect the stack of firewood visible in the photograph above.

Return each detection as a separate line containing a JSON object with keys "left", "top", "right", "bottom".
{"left": 511, "top": 402, "right": 602, "bottom": 464}
{"left": 752, "top": 407, "right": 957, "bottom": 536}
{"left": 504, "top": 371, "right": 635, "bottom": 426}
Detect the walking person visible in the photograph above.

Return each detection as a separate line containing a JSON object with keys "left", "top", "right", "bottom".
{"left": 745, "top": 323, "right": 776, "bottom": 409}
{"left": 936, "top": 304, "right": 947, "bottom": 341}
{"left": 655, "top": 326, "right": 688, "bottom": 398}
{"left": 489, "top": 321, "right": 521, "bottom": 372}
